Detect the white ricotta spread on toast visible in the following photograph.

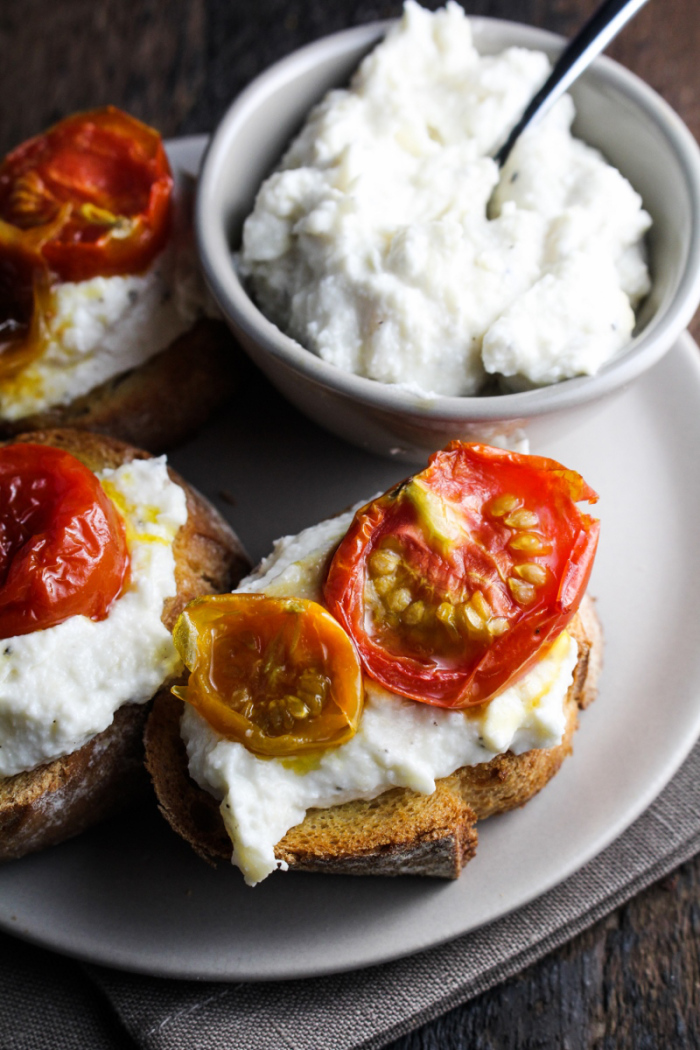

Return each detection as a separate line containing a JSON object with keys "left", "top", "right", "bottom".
{"left": 0, "top": 457, "right": 187, "bottom": 776}
{"left": 182, "top": 506, "right": 578, "bottom": 885}
{"left": 0, "top": 176, "right": 215, "bottom": 421}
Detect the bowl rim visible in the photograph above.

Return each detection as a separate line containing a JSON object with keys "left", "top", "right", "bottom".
{"left": 196, "top": 15, "right": 700, "bottom": 423}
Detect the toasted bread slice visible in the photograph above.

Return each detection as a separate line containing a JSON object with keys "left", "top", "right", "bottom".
{"left": 0, "top": 429, "right": 249, "bottom": 862}
{"left": 145, "top": 595, "right": 602, "bottom": 880}
{"left": 0, "top": 319, "right": 244, "bottom": 454}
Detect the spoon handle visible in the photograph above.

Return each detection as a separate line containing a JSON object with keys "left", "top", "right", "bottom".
{"left": 494, "top": 0, "right": 651, "bottom": 168}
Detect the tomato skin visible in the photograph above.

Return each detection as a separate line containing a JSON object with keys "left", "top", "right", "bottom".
{"left": 324, "top": 442, "right": 599, "bottom": 709}
{"left": 0, "top": 444, "right": 129, "bottom": 638}
{"left": 0, "top": 107, "right": 172, "bottom": 282}
{"left": 172, "top": 594, "right": 364, "bottom": 758}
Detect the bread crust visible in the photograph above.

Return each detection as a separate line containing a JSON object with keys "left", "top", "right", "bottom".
{"left": 145, "top": 596, "right": 602, "bottom": 880}
{"left": 0, "top": 318, "right": 244, "bottom": 454}
{"left": 0, "top": 428, "right": 250, "bottom": 862}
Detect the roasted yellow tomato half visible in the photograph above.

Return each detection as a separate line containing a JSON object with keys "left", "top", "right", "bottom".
{"left": 172, "top": 594, "right": 363, "bottom": 758}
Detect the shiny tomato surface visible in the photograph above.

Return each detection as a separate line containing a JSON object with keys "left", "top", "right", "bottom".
{"left": 172, "top": 594, "right": 363, "bottom": 757}
{"left": 0, "top": 106, "right": 172, "bottom": 282}
{"left": 0, "top": 444, "right": 129, "bottom": 638}
{"left": 324, "top": 442, "right": 599, "bottom": 708}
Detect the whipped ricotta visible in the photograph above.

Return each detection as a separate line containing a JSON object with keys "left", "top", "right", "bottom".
{"left": 0, "top": 182, "right": 213, "bottom": 422}
{"left": 182, "top": 506, "right": 579, "bottom": 885}
{"left": 240, "top": 1, "right": 651, "bottom": 395}
{"left": 0, "top": 457, "right": 187, "bottom": 777}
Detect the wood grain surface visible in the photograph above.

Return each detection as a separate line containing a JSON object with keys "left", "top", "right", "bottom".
{"left": 1, "top": 1, "right": 699, "bottom": 1047}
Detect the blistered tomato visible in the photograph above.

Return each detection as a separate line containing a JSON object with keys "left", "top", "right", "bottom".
{"left": 0, "top": 107, "right": 173, "bottom": 382}
{"left": 172, "top": 594, "right": 363, "bottom": 757}
{"left": 324, "top": 441, "right": 599, "bottom": 708}
{"left": 0, "top": 443, "right": 129, "bottom": 638}
{"left": 0, "top": 106, "right": 173, "bottom": 282}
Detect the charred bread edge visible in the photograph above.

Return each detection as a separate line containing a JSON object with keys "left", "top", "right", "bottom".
{"left": 0, "top": 428, "right": 250, "bottom": 862}
{"left": 144, "top": 594, "right": 602, "bottom": 880}
{"left": 0, "top": 318, "right": 245, "bottom": 454}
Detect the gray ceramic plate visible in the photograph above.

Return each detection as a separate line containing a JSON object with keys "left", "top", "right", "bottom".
{"left": 0, "top": 139, "right": 699, "bottom": 982}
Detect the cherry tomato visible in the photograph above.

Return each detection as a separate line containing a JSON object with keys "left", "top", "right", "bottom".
{"left": 0, "top": 444, "right": 129, "bottom": 638}
{"left": 323, "top": 442, "right": 599, "bottom": 708}
{"left": 0, "top": 106, "right": 172, "bottom": 282}
{"left": 0, "top": 225, "right": 55, "bottom": 381}
{"left": 172, "top": 594, "right": 363, "bottom": 757}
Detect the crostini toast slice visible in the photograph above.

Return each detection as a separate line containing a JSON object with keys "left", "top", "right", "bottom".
{"left": 145, "top": 595, "right": 601, "bottom": 879}
{"left": 0, "top": 428, "right": 249, "bottom": 862}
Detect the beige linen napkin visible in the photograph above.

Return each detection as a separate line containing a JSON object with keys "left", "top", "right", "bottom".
{"left": 80, "top": 736, "right": 700, "bottom": 1050}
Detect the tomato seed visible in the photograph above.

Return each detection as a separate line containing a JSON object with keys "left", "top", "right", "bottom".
{"left": 489, "top": 617, "right": 510, "bottom": 636}
{"left": 504, "top": 509, "right": 539, "bottom": 529}
{"left": 489, "top": 493, "right": 520, "bottom": 517}
{"left": 508, "top": 533, "right": 548, "bottom": 553}
{"left": 470, "top": 590, "right": 492, "bottom": 621}
{"left": 515, "top": 562, "right": 547, "bottom": 585}
{"left": 403, "top": 600, "right": 426, "bottom": 625}
{"left": 369, "top": 549, "right": 401, "bottom": 576}
{"left": 284, "top": 696, "right": 311, "bottom": 720}
{"left": 373, "top": 576, "right": 395, "bottom": 597}
{"left": 459, "top": 602, "right": 485, "bottom": 636}
{"left": 436, "top": 601, "right": 457, "bottom": 629}
{"left": 389, "top": 587, "right": 413, "bottom": 613}
{"left": 508, "top": 578, "right": 536, "bottom": 604}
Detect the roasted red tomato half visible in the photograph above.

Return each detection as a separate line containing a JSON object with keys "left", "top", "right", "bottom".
{"left": 172, "top": 594, "right": 364, "bottom": 758}
{"left": 0, "top": 444, "right": 129, "bottom": 638}
{"left": 0, "top": 106, "right": 172, "bottom": 282}
{"left": 324, "top": 442, "right": 600, "bottom": 709}
{"left": 0, "top": 223, "right": 56, "bottom": 380}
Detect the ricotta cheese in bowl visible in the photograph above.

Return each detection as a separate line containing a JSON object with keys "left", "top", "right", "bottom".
{"left": 181, "top": 506, "right": 580, "bottom": 886}
{"left": 239, "top": 1, "right": 651, "bottom": 396}
{"left": 0, "top": 456, "right": 187, "bottom": 777}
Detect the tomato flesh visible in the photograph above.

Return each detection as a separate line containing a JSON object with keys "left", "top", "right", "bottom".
{"left": 0, "top": 107, "right": 173, "bottom": 282}
{"left": 323, "top": 442, "right": 599, "bottom": 708}
{"left": 0, "top": 444, "right": 129, "bottom": 638}
{"left": 172, "top": 594, "right": 364, "bottom": 758}
{"left": 0, "top": 234, "right": 54, "bottom": 381}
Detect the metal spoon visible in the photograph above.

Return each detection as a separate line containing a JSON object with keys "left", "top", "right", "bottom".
{"left": 494, "top": 0, "right": 651, "bottom": 169}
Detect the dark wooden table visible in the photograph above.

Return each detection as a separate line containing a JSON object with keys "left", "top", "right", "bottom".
{"left": 2, "top": 2, "right": 699, "bottom": 1047}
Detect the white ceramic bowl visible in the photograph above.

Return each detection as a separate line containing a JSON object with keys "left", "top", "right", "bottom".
{"left": 196, "top": 18, "right": 700, "bottom": 461}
